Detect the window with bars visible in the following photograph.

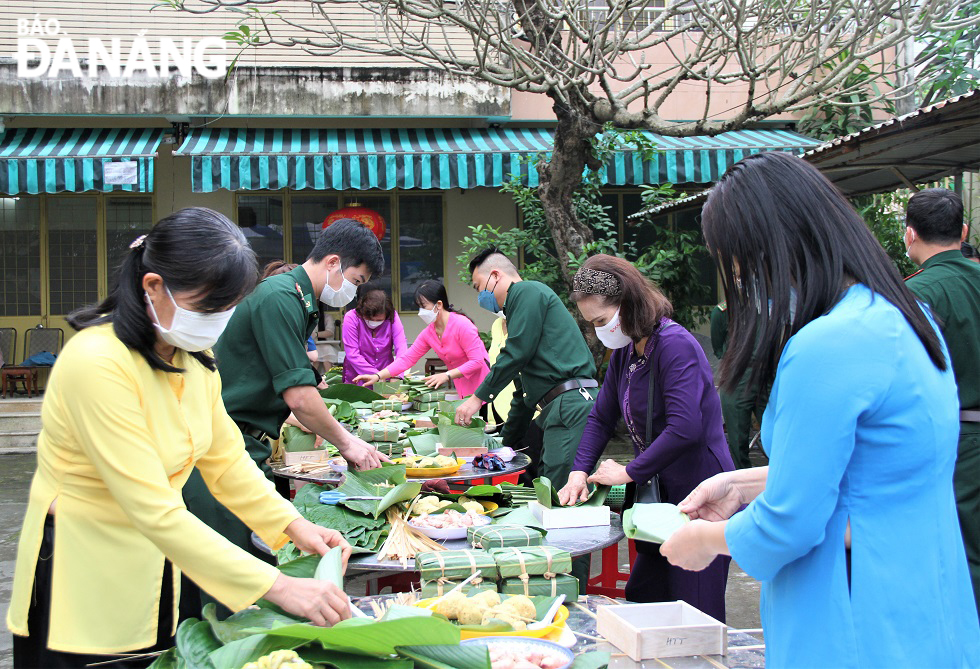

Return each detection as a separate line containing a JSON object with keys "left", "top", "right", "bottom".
{"left": 239, "top": 193, "right": 443, "bottom": 312}
{"left": 238, "top": 195, "right": 286, "bottom": 272}
{"left": 576, "top": 0, "right": 699, "bottom": 34}
{"left": 0, "top": 198, "right": 41, "bottom": 317}
{"left": 106, "top": 197, "right": 154, "bottom": 285}
{"left": 47, "top": 198, "right": 98, "bottom": 316}
{"left": 398, "top": 195, "right": 444, "bottom": 308}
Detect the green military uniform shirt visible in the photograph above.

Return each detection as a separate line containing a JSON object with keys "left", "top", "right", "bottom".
{"left": 906, "top": 248, "right": 980, "bottom": 617}
{"left": 474, "top": 280, "right": 595, "bottom": 407}
{"left": 906, "top": 249, "right": 980, "bottom": 417}
{"left": 214, "top": 265, "right": 320, "bottom": 438}
{"left": 710, "top": 303, "right": 728, "bottom": 359}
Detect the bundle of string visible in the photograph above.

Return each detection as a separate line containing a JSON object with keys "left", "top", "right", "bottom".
{"left": 376, "top": 497, "right": 446, "bottom": 567}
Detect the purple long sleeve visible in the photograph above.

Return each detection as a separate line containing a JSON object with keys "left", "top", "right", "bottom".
{"left": 573, "top": 348, "right": 625, "bottom": 474}
{"left": 392, "top": 313, "right": 408, "bottom": 359}
{"left": 573, "top": 321, "right": 733, "bottom": 501}
{"left": 624, "top": 332, "right": 720, "bottom": 485}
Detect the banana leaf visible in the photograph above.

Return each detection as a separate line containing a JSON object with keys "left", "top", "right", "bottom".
{"left": 324, "top": 398, "right": 359, "bottom": 425}
{"left": 208, "top": 634, "right": 303, "bottom": 669}
{"left": 437, "top": 412, "right": 488, "bottom": 450}
{"left": 281, "top": 425, "right": 318, "bottom": 453}
{"left": 298, "top": 648, "right": 413, "bottom": 669}
{"left": 533, "top": 476, "right": 610, "bottom": 509}
{"left": 403, "top": 432, "right": 440, "bottom": 456}
{"left": 336, "top": 466, "right": 422, "bottom": 518}
{"left": 175, "top": 619, "right": 220, "bottom": 669}
{"left": 321, "top": 383, "right": 385, "bottom": 403}
{"left": 202, "top": 604, "right": 298, "bottom": 644}
{"left": 396, "top": 644, "right": 490, "bottom": 669}
{"left": 258, "top": 617, "right": 461, "bottom": 657}
{"left": 622, "top": 502, "right": 690, "bottom": 544}
{"left": 289, "top": 488, "right": 389, "bottom": 553}
{"left": 571, "top": 652, "right": 612, "bottom": 669}
{"left": 315, "top": 546, "right": 344, "bottom": 587}
{"left": 491, "top": 503, "right": 546, "bottom": 531}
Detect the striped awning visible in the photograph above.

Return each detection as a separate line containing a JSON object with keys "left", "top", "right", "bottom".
{"left": 176, "top": 127, "right": 820, "bottom": 193}
{"left": 0, "top": 128, "right": 164, "bottom": 195}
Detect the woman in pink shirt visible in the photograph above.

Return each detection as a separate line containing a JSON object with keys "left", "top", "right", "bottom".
{"left": 342, "top": 284, "right": 409, "bottom": 383}
{"left": 355, "top": 281, "right": 489, "bottom": 398}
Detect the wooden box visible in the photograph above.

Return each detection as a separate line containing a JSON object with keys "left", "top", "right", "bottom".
{"left": 596, "top": 601, "right": 727, "bottom": 660}
{"left": 437, "top": 445, "right": 488, "bottom": 458}
{"left": 282, "top": 449, "right": 329, "bottom": 466}
{"left": 528, "top": 500, "right": 610, "bottom": 529}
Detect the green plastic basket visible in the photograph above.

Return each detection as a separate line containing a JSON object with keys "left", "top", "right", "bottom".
{"left": 606, "top": 484, "right": 627, "bottom": 510}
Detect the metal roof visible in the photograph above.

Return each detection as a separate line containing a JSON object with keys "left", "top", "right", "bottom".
{"left": 804, "top": 89, "right": 980, "bottom": 196}
{"left": 629, "top": 89, "right": 980, "bottom": 220}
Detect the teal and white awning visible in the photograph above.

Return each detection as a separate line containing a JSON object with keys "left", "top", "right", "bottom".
{"left": 0, "top": 128, "right": 163, "bottom": 195}
{"left": 176, "top": 127, "right": 820, "bottom": 193}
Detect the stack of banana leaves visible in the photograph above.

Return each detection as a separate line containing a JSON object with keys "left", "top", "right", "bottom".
{"left": 276, "top": 465, "right": 421, "bottom": 562}
{"left": 148, "top": 556, "right": 611, "bottom": 669}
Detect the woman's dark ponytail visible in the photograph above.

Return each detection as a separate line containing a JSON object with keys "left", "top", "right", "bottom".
{"left": 414, "top": 280, "right": 473, "bottom": 324}
{"left": 67, "top": 207, "right": 258, "bottom": 373}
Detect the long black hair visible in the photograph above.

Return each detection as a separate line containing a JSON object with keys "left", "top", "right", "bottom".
{"left": 414, "top": 280, "right": 472, "bottom": 323}
{"left": 701, "top": 151, "right": 946, "bottom": 393}
{"left": 68, "top": 207, "right": 258, "bottom": 373}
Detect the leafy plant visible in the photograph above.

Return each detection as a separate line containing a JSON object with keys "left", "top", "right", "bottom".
{"left": 798, "top": 51, "right": 896, "bottom": 139}
{"left": 853, "top": 191, "right": 917, "bottom": 277}
{"left": 458, "top": 126, "right": 711, "bottom": 350}
{"left": 916, "top": 1, "right": 980, "bottom": 106}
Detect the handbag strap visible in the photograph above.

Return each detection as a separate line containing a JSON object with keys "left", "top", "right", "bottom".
{"left": 645, "top": 325, "right": 666, "bottom": 445}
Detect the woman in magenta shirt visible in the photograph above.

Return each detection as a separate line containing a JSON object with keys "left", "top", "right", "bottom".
{"left": 355, "top": 281, "right": 489, "bottom": 398}
{"left": 342, "top": 284, "right": 408, "bottom": 383}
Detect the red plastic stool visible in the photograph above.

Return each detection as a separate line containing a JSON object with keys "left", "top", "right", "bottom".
{"left": 586, "top": 539, "right": 637, "bottom": 598}
{"left": 490, "top": 472, "right": 520, "bottom": 484}
{"left": 364, "top": 572, "right": 419, "bottom": 595}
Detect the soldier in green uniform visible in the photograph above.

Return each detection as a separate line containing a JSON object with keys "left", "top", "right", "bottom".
{"left": 903, "top": 188, "right": 980, "bottom": 616}
{"left": 181, "top": 219, "right": 387, "bottom": 618}
{"left": 456, "top": 248, "right": 597, "bottom": 593}
{"left": 455, "top": 249, "right": 598, "bottom": 490}
{"left": 710, "top": 303, "right": 766, "bottom": 468}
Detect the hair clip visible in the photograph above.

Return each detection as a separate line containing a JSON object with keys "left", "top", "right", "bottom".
{"left": 129, "top": 234, "right": 147, "bottom": 250}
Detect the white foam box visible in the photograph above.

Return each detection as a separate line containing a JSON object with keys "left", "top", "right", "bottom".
{"left": 596, "top": 601, "right": 727, "bottom": 660}
{"left": 282, "top": 449, "right": 329, "bottom": 466}
{"left": 528, "top": 500, "right": 610, "bottom": 529}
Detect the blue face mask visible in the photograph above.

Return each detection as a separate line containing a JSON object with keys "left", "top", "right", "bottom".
{"left": 478, "top": 275, "right": 500, "bottom": 313}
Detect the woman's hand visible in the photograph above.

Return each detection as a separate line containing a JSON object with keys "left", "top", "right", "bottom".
{"left": 423, "top": 372, "right": 451, "bottom": 389}
{"left": 660, "top": 519, "right": 724, "bottom": 571}
{"left": 284, "top": 518, "right": 352, "bottom": 568}
{"left": 263, "top": 573, "right": 351, "bottom": 627}
{"left": 558, "top": 471, "right": 591, "bottom": 505}
{"left": 352, "top": 373, "right": 380, "bottom": 387}
{"left": 677, "top": 471, "right": 746, "bottom": 521}
{"left": 587, "top": 459, "right": 632, "bottom": 486}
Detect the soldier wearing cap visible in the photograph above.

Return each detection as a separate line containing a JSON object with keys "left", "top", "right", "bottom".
{"left": 904, "top": 188, "right": 980, "bottom": 615}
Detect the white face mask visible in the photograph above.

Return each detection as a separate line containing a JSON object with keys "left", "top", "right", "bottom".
{"left": 365, "top": 319, "right": 384, "bottom": 329}
{"left": 320, "top": 265, "right": 357, "bottom": 308}
{"left": 146, "top": 286, "right": 235, "bottom": 353}
{"left": 418, "top": 307, "right": 438, "bottom": 325}
{"left": 594, "top": 308, "right": 632, "bottom": 349}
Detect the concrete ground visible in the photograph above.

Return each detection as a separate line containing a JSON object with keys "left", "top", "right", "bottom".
{"left": 0, "top": 450, "right": 763, "bottom": 669}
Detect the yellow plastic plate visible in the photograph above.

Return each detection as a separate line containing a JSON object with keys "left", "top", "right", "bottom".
{"left": 395, "top": 457, "right": 464, "bottom": 478}
{"left": 414, "top": 596, "right": 570, "bottom": 640}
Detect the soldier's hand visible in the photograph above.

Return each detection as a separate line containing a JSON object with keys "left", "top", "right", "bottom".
{"left": 339, "top": 436, "right": 390, "bottom": 470}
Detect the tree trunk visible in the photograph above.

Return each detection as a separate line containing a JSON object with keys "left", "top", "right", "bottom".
{"left": 536, "top": 96, "right": 609, "bottom": 368}
{"left": 536, "top": 97, "right": 601, "bottom": 290}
